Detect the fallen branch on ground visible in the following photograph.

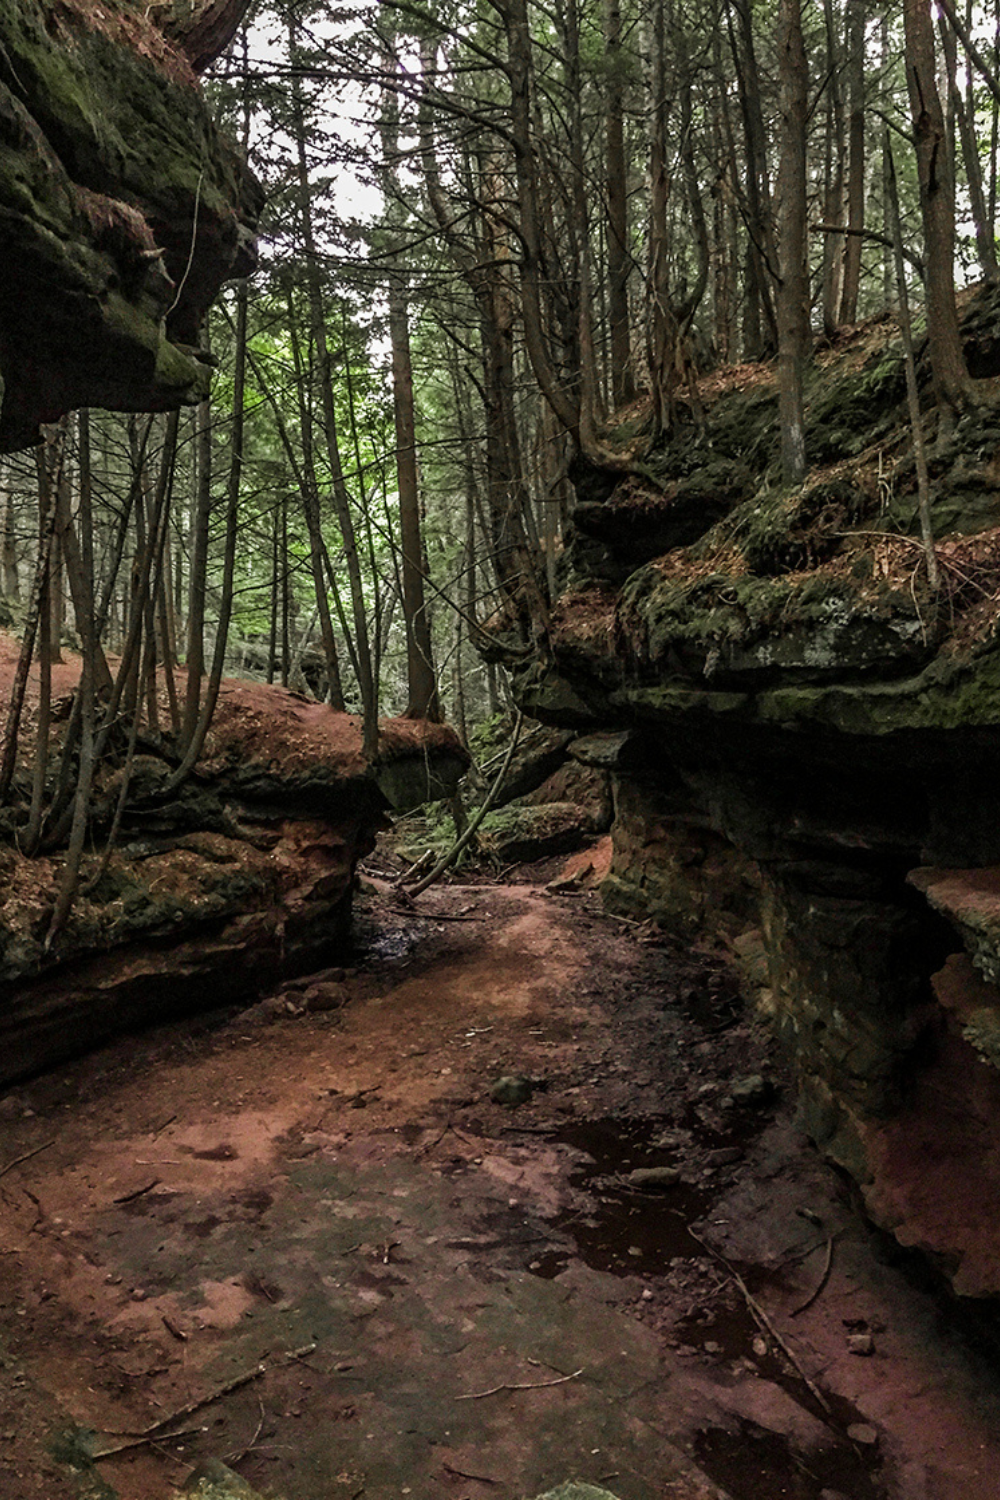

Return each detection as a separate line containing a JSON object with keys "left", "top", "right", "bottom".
{"left": 0, "top": 1139, "right": 56, "bottom": 1182}
{"left": 93, "top": 1343, "right": 318, "bottom": 1458}
{"left": 401, "top": 713, "right": 524, "bottom": 899}
{"left": 690, "top": 1230, "right": 832, "bottom": 1416}
{"left": 790, "top": 1236, "right": 835, "bottom": 1317}
{"left": 456, "top": 1367, "right": 583, "bottom": 1400}
{"left": 112, "top": 1178, "right": 160, "bottom": 1205}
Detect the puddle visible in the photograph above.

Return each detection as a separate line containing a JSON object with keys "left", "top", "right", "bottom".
{"left": 529, "top": 1114, "right": 751, "bottom": 1277}
{"left": 530, "top": 1116, "right": 888, "bottom": 1499}
{"left": 694, "top": 1420, "right": 887, "bottom": 1500}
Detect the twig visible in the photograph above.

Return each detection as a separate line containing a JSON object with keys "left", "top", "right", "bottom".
{"left": 93, "top": 1343, "right": 318, "bottom": 1458}
{"left": 94, "top": 1422, "right": 205, "bottom": 1458}
{"left": 0, "top": 1139, "right": 56, "bottom": 1182}
{"left": 456, "top": 1367, "right": 583, "bottom": 1400}
{"left": 790, "top": 1236, "right": 835, "bottom": 1317}
{"left": 226, "top": 1392, "right": 267, "bottom": 1466}
{"left": 113, "top": 1178, "right": 160, "bottom": 1205}
{"left": 442, "top": 1462, "right": 501, "bottom": 1484}
{"left": 161, "top": 1316, "right": 188, "bottom": 1343}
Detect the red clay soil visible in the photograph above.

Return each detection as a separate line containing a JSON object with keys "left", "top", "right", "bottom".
{"left": 1, "top": 858, "right": 999, "bottom": 1500}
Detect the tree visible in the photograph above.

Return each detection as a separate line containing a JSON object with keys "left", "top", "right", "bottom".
{"left": 902, "top": 0, "right": 969, "bottom": 416}
{"left": 776, "top": 0, "right": 809, "bottom": 485}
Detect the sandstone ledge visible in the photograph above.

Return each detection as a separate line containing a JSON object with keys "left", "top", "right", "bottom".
{"left": 0, "top": 679, "right": 468, "bottom": 1086}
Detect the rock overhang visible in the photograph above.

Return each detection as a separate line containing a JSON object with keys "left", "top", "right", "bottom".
{"left": 0, "top": 0, "right": 262, "bottom": 450}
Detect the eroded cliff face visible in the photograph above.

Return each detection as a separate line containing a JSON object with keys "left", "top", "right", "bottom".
{"left": 512, "top": 287, "right": 1000, "bottom": 1294}
{"left": 0, "top": 0, "right": 261, "bottom": 450}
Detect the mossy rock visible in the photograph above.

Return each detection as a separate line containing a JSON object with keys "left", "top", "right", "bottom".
{"left": 694, "top": 477, "right": 872, "bottom": 577}
{"left": 804, "top": 346, "right": 906, "bottom": 464}
{"left": 176, "top": 1459, "right": 275, "bottom": 1499}
{"left": 528, "top": 1487, "right": 623, "bottom": 1500}
{"left": 618, "top": 564, "right": 938, "bottom": 687}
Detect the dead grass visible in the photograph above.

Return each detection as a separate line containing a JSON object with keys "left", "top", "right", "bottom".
{"left": 48, "top": 0, "right": 197, "bottom": 86}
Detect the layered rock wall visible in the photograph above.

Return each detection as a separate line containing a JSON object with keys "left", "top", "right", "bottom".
{"left": 512, "top": 294, "right": 1000, "bottom": 1292}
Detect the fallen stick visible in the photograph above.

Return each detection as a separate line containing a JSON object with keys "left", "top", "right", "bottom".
{"left": 690, "top": 1230, "right": 832, "bottom": 1416}
{"left": 443, "top": 1462, "right": 501, "bottom": 1484}
{"left": 93, "top": 1343, "right": 318, "bottom": 1458}
{"left": 113, "top": 1178, "right": 160, "bottom": 1205}
{"left": 389, "top": 907, "right": 484, "bottom": 922}
{"left": 457, "top": 1367, "right": 583, "bottom": 1401}
{"left": 0, "top": 1138, "right": 56, "bottom": 1182}
{"left": 790, "top": 1236, "right": 835, "bottom": 1317}
{"left": 406, "top": 713, "right": 524, "bottom": 899}
{"left": 95, "top": 1422, "right": 205, "bottom": 1458}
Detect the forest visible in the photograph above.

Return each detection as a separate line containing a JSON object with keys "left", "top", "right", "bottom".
{"left": 0, "top": 0, "right": 997, "bottom": 893}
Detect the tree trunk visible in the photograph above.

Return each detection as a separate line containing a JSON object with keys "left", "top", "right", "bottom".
{"left": 938, "top": 13, "right": 998, "bottom": 282}
{"left": 903, "top": 0, "right": 969, "bottom": 415}
{"left": 839, "top": 0, "right": 866, "bottom": 324}
{"left": 820, "top": 0, "right": 845, "bottom": 336}
{"left": 776, "top": 0, "right": 810, "bottom": 485}
{"left": 381, "top": 33, "right": 439, "bottom": 721}
{"left": 289, "top": 14, "right": 377, "bottom": 750}
{"left": 604, "top": 0, "right": 633, "bottom": 406}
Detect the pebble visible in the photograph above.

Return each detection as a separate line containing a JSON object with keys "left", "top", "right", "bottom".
{"left": 729, "top": 1074, "right": 773, "bottom": 1106}
{"left": 847, "top": 1423, "right": 879, "bottom": 1446}
{"left": 304, "top": 983, "right": 348, "bottom": 1014}
{"left": 847, "top": 1332, "right": 875, "bottom": 1356}
{"left": 490, "top": 1075, "right": 535, "bottom": 1106}
{"left": 626, "top": 1166, "right": 680, "bottom": 1190}
{"left": 704, "top": 1146, "right": 742, "bottom": 1168}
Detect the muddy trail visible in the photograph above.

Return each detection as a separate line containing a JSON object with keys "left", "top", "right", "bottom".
{"left": 1, "top": 864, "right": 999, "bottom": 1500}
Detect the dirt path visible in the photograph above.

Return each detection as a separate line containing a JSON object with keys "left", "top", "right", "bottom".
{"left": 1, "top": 872, "right": 999, "bottom": 1500}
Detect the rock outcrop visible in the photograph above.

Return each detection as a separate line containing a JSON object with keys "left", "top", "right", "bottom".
{"left": 0, "top": 675, "right": 468, "bottom": 1086}
{"left": 511, "top": 289, "right": 1000, "bottom": 1294}
{"left": 0, "top": 0, "right": 261, "bottom": 450}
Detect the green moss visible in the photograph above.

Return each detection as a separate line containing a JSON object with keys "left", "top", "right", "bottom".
{"left": 619, "top": 562, "right": 933, "bottom": 687}
{"left": 805, "top": 346, "right": 905, "bottom": 464}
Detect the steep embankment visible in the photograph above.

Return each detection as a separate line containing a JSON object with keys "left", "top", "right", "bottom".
{"left": 512, "top": 288, "right": 1000, "bottom": 1295}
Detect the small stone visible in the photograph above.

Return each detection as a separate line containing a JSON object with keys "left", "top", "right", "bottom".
{"left": 627, "top": 1245, "right": 643, "bottom": 1258}
{"left": 490, "top": 1075, "right": 535, "bottom": 1106}
{"left": 729, "top": 1074, "right": 773, "bottom": 1106}
{"left": 704, "top": 1146, "right": 742, "bottom": 1167}
{"left": 625, "top": 1166, "right": 680, "bottom": 1190}
{"left": 752, "top": 1334, "right": 768, "bottom": 1358}
{"left": 703, "top": 1340, "right": 721, "bottom": 1354}
{"left": 0, "top": 1095, "right": 22, "bottom": 1120}
{"left": 847, "top": 1333, "right": 875, "bottom": 1356}
{"left": 304, "top": 983, "right": 348, "bottom": 1014}
{"left": 641, "top": 1289, "right": 654, "bottom": 1301}
{"left": 846, "top": 1423, "right": 879, "bottom": 1446}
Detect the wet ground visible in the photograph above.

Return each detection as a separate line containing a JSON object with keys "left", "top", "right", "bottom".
{"left": 1, "top": 866, "right": 1000, "bottom": 1499}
